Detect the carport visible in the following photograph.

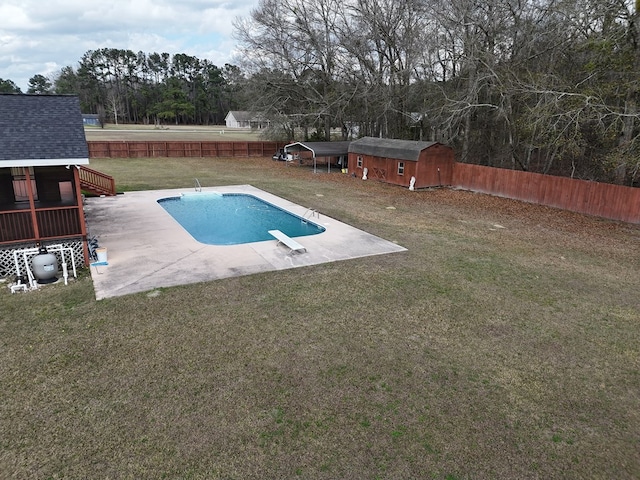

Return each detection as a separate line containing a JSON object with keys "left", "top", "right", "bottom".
{"left": 283, "top": 141, "right": 351, "bottom": 173}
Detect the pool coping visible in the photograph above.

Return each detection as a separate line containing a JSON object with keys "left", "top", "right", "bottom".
{"left": 84, "top": 185, "right": 407, "bottom": 300}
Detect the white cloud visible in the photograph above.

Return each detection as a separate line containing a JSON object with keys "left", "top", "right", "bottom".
{"left": 0, "top": 0, "right": 257, "bottom": 91}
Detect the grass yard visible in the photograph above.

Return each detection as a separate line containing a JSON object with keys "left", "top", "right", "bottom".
{"left": 1, "top": 156, "right": 639, "bottom": 479}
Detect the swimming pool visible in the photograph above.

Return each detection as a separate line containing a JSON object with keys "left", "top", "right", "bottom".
{"left": 157, "top": 192, "right": 325, "bottom": 245}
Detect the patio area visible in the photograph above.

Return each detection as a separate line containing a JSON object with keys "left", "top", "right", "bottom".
{"left": 84, "top": 185, "right": 407, "bottom": 299}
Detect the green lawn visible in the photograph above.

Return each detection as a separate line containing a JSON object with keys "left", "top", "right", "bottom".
{"left": 1, "top": 156, "right": 639, "bottom": 479}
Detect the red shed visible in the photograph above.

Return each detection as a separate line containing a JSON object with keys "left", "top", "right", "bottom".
{"left": 347, "top": 137, "right": 454, "bottom": 189}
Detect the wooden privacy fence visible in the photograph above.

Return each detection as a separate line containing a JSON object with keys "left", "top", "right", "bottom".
{"left": 88, "top": 141, "right": 284, "bottom": 158}
{"left": 453, "top": 163, "right": 640, "bottom": 224}
{"left": 86, "top": 141, "right": 638, "bottom": 224}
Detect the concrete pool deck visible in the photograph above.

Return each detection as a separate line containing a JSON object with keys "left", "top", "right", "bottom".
{"left": 84, "top": 185, "right": 407, "bottom": 300}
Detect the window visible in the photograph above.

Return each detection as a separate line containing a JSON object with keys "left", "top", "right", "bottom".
{"left": 397, "top": 162, "right": 405, "bottom": 175}
{"left": 357, "top": 156, "right": 363, "bottom": 168}
{"left": 11, "top": 167, "right": 38, "bottom": 202}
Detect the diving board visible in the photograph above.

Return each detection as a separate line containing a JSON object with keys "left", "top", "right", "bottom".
{"left": 268, "top": 229, "right": 307, "bottom": 253}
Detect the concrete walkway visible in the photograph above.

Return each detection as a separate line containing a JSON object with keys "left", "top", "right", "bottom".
{"left": 84, "top": 185, "right": 406, "bottom": 300}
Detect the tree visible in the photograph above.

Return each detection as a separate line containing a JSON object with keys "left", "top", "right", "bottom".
{"left": 234, "top": 0, "right": 351, "bottom": 140}
{"left": 27, "top": 74, "right": 53, "bottom": 94}
{"left": 222, "top": 63, "right": 245, "bottom": 109}
{"left": 54, "top": 66, "right": 79, "bottom": 94}
{"left": 341, "top": 0, "right": 431, "bottom": 138}
{"left": 0, "top": 78, "right": 21, "bottom": 93}
{"left": 152, "top": 77, "right": 195, "bottom": 125}
{"left": 505, "top": 0, "right": 640, "bottom": 184}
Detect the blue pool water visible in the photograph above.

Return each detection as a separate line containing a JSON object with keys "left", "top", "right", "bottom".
{"left": 157, "top": 192, "right": 325, "bottom": 245}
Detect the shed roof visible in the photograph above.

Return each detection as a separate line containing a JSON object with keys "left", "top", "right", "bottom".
{"left": 349, "top": 137, "right": 439, "bottom": 162}
{"left": 284, "top": 141, "right": 351, "bottom": 157}
{"left": 0, "top": 94, "right": 89, "bottom": 167}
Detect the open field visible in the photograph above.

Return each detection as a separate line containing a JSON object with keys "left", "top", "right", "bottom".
{"left": 1, "top": 155, "right": 639, "bottom": 479}
{"left": 85, "top": 124, "right": 265, "bottom": 142}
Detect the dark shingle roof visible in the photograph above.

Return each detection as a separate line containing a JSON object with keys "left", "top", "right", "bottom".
{"left": 0, "top": 94, "right": 89, "bottom": 164}
{"left": 348, "top": 137, "right": 438, "bottom": 162}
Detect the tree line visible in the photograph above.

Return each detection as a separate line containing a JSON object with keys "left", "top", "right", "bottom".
{"left": 1, "top": 0, "right": 638, "bottom": 186}
{"left": 235, "top": 0, "right": 640, "bottom": 186}
{"left": 2, "top": 49, "right": 242, "bottom": 126}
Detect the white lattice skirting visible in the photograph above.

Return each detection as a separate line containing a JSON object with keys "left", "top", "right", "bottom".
{"left": 0, "top": 238, "right": 86, "bottom": 277}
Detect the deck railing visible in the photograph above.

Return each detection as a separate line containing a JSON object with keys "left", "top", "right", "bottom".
{"left": 0, "top": 210, "right": 34, "bottom": 242}
{"left": 0, "top": 206, "right": 83, "bottom": 244}
{"left": 79, "top": 166, "right": 116, "bottom": 196}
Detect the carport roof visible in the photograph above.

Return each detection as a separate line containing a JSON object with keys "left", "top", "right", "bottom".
{"left": 284, "top": 141, "right": 351, "bottom": 157}
{"left": 349, "top": 137, "right": 438, "bottom": 162}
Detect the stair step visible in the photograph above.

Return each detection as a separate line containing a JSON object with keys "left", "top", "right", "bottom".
{"left": 79, "top": 167, "right": 116, "bottom": 196}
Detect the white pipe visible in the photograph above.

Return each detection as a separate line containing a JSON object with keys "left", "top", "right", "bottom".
{"left": 13, "top": 250, "right": 22, "bottom": 277}
{"left": 58, "top": 246, "right": 66, "bottom": 272}
{"left": 68, "top": 247, "right": 77, "bottom": 278}
{"left": 56, "top": 244, "right": 67, "bottom": 286}
{"left": 12, "top": 244, "right": 79, "bottom": 287}
{"left": 22, "top": 251, "right": 37, "bottom": 289}
{"left": 18, "top": 248, "right": 38, "bottom": 289}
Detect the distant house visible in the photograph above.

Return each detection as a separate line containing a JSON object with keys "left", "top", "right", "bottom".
{"left": 0, "top": 94, "right": 115, "bottom": 276}
{"left": 82, "top": 113, "right": 101, "bottom": 127}
{"left": 348, "top": 137, "right": 455, "bottom": 189}
{"left": 225, "top": 111, "right": 270, "bottom": 129}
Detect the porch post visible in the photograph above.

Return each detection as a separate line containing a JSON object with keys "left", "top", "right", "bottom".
{"left": 73, "top": 166, "right": 90, "bottom": 265}
{"left": 23, "top": 167, "right": 40, "bottom": 241}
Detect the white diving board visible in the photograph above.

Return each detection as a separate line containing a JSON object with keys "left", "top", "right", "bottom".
{"left": 268, "top": 229, "right": 307, "bottom": 253}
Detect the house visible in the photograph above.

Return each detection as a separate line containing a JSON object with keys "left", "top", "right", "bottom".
{"left": 224, "top": 111, "right": 270, "bottom": 129}
{"left": 348, "top": 137, "right": 454, "bottom": 189}
{"left": 0, "top": 94, "right": 115, "bottom": 276}
{"left": 82, "top": 113, "right": 101, "bottom": 127}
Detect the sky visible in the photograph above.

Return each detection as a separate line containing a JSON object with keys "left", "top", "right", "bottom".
{"left": 0, "top": 0, "right": 258, "bottom": 92}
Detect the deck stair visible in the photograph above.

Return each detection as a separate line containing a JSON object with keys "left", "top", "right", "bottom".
{"left": 79, "top": 166, "right": 116, "bottom": 196}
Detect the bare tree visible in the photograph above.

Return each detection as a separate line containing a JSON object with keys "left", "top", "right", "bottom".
{"left": 338, "top": 0, "right": 431, "bottom": 137}
{"left": 232, "top": 0, "right": 639, "bottom": 184}
{"left": 234, "top": 0, "right": 351, "bottom": 140}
